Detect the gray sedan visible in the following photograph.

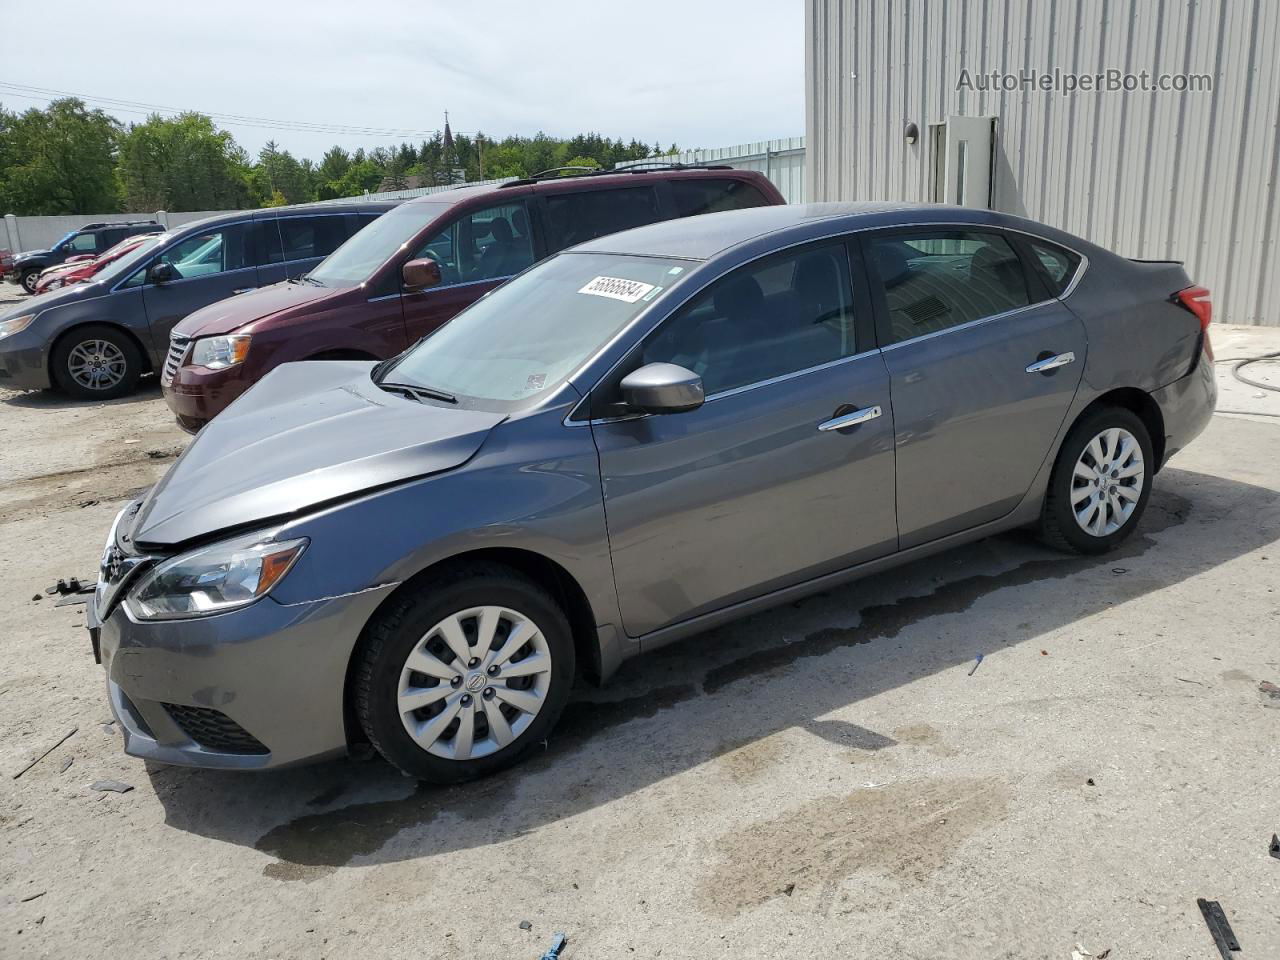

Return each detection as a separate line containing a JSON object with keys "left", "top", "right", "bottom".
{"left": 88, "top": 202, "right": 1216, "bottom": 781}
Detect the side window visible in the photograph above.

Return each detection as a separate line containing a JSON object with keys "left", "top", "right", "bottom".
{"left": 68, "top": 233, "right": 98, "bottom": 253}
{"left": 1027, "top": 240, "right": 1081, "bottom": 296}
{"left": 643, "top": 242, "right": 858, "bottom": 396}
{"left": 410, "top": 202, "right": 533, "bottom": 285}
{"left": 543, "top": 187, "right": 661, "bottom": 253}
{"left": 668, "top": 179, "right": 771, "bottom": 218}
{"left": 260, "top": 216, "right": 348, "bottom": 264}
{"left": 868, "top": 231, "right": 1030, "bottom": 345}
{"left": 155, "top": 224, "right": 251, "bottom": 281}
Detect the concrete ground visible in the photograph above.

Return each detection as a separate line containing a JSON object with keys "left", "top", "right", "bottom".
{"left": 1, "top": 308, "right": 1278, "bottom": 960}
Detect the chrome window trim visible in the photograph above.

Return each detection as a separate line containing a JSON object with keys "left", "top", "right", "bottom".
{"left": 406, "top": 274, "right": 516, "bottom": 295}
{"left": 564, "top": 347, "right": 883, "bottom": 428}
{"left": 109, "top": 217, "right": 260, "bottom": 293}
{"left": 561, "top": 217, "right": 1091, "bottom": 425}
{"left": 366, "top": 292, "right": 402, "bottom": 303}
{"left": 878, "top": 299, "right": 1052, "bottom": 353}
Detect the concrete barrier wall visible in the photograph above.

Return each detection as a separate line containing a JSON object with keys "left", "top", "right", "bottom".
{"left": 1, "top": 210, "right": 236, "bottom": 254}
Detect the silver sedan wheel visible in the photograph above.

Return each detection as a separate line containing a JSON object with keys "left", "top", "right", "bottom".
{"left": 1071, "top": 427, "right": 1145, "bottom": 537}
{"left": 67, "top": 339, "right": 127, "bottom": 391}
{"left": 397, "top": 605, "right": 553, "bottom": 761}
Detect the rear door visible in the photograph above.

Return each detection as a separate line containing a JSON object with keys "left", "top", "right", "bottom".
{"left": 864, "top": 227, "right": 1087, "bottom": 548}
{"left": 140, "top": 222, "right": 257, "bottom": 346}
{"left": 590, "top": 239, "right": 897, "bottom": 637}
{"left": 400, "top": 200, "right": 536, "bottom": 342}
{"left": 254, "top": 213, "right": 352, "bottom": 286}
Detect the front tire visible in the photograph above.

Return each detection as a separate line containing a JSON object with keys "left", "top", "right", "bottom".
{"left": 354, "top": 564, "right": 575, "bottom": 783}
{"left": 20, "top": 269, "right": 40, "bottom": 295}
{"left": 51, "top": 324, "right": 143, "bottom": 401}
{"left": 1039, "top": 406, "right": 1153, "bottom": 554}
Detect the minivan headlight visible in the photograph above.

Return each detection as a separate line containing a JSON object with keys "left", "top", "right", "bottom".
{"left": 126, "top": 532, "right": 307, "bottom": 620}
{"left": 191, "top": 334, "right": 251, "bottom": 369}
{"left": 0, "top": 313, "right": 37, "bottom": 341}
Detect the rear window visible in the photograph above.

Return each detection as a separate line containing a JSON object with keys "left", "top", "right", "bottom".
{"left": 668, "top": 178, "right": 771, "bottom": 217}
{"left": 543, "top": 186, "right": 661, "bottom": 253}
{"left": 1027, "top": 240, "right": 1081, "bottom": 296}
{"left": 259, "top": 216, "right": 349, "bottom": 264}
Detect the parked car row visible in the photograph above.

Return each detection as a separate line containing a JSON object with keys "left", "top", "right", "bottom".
{"left": 86, "top": 200, "right": 1216, "bottom": 782}
{"left": 0, "top": 166, "right": 781, "bottom": 412}
{"left": 7, "top": 220, "right": 165, "bottom": 294}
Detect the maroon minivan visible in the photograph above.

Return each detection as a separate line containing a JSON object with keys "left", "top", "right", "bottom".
{"left": 162, "top": 167, "right": 784, "bottom": 431}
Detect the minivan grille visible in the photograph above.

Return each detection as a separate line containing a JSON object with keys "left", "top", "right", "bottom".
{"left": 163, "top": 704, "right": 269, "bottom": 755}
{"left": 163, "top": 335, "right": 191, "bottom": 384}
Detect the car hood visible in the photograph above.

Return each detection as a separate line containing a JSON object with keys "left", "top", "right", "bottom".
{"left": 130, "top": 361, "right": 506, "bottom": 547}
{"left": 174, "top": 281, "right": 340, "bottom": 338}
{"left": 14, "top": 249, "right": 52, "bottom": 264}
{"left": 0, "top": 281, "right": 102, "bottom": 320}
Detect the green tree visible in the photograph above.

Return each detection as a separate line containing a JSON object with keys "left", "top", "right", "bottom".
{"left": 0, "top": 98, "right": 120, "bottom": 214}
{"left": 117, "top": 113, "right": 251, "bottom": 212}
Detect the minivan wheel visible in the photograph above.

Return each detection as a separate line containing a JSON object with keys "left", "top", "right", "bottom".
{"left": 354, "top": 564, "right": 575, "bottom": 783}
{"left": 1038, "top": 406, "right": 1153, "bottom": 555}
{"left": 20, "top": 269, "right": 41, "bottom": 295}
{"left": 51, "top": 324, "right": 142, "bottom": 401}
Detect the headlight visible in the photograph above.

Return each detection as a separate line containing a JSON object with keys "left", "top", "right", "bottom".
{"left": 191, "top": 334, "right": 251, "bottom": 370}
{"left": 47, "top": 278, "right": 64, "bottom": 289}
{"left": 126, "top": 531, "right": 307, "bottom": 620}
{"left": 0, "top": 313, "right": 37, "bottom": 341}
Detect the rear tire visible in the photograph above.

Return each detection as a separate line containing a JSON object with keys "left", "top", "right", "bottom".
{"left": 354, "top": 563, "right": 575, "bottom": 783}
{"left": 51, "top": 324, "right": 143, "bottom": 401}
{"left": 1038, "top": 406, "right": 1153, "bottom": 554}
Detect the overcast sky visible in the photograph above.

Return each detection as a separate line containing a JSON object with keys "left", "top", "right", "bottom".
{"left": 1, "top": 0, "right": 804, "bottom": 161}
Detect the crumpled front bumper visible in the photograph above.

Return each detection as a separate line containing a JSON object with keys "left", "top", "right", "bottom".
{"left": 90, "top": 580, "right": 397, "bottom": 770}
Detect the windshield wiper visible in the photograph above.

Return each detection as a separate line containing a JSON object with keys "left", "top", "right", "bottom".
{"left": 300, "top": 274, "right": 324, "bottom": 286}
{"left": 378, "top": 382, "right": 458, "bottom": 404}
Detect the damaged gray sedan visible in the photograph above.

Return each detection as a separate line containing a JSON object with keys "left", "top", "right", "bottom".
{"left": 89, "top": 203, "right": 1216, "bottom": 782}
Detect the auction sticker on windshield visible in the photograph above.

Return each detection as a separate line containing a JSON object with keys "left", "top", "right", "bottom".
{"left": 578, "top": 276, "right": 657, "bottom": 303}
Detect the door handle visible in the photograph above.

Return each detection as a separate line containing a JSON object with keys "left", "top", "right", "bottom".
{"left": 818, "top": 405, "right": 882, "bottom": 432}
{"left": 1025, "top": 351, "right": 1075, "bottom": 374}
{"left": 233, "top": 287, "right": 256, "bottom": 295}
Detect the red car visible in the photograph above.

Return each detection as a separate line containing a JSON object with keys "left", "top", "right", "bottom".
{"left": 163, "top": 166, "right": 784, "bottom": 431}
{"left": 34, "top": 234, "right": 159, "bottom": 295}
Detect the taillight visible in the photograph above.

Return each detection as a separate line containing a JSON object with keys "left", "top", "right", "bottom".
{"left": 1174, "top": 285, "right": 1213, "bottom": 359}
{"left": 1176, "top": 285, "right": 1212, "bottom": 328}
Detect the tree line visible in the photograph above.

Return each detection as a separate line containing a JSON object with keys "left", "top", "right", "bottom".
{"left": 0, "top": 98, "right": 675, "bottom": 215}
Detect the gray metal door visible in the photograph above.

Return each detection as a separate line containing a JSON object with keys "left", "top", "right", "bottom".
{"left": 592, "top": 355, "right": 898, "bottom": 638}
{"left": 882, "top": 300, "right": 1087, "bottom": 548}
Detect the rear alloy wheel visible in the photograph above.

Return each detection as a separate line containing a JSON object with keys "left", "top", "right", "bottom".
{"left": 354, "top": 565, "right": 575, "bottom": 782}
{"left": 1039, "top": 406, "right": 1154, "bottom": 554}
{"left": 51, "top": 325, "right": 143, "bottom": 401}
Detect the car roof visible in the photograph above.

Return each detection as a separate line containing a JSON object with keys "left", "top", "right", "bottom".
{"left": 169, "top": 199, "right": 401, "bottom": 236}
{"left": 572, "top": 202, "right": 1031, "bottom": 261}
{"left": 396, "top": 167, "right": 773, "bottom": 212}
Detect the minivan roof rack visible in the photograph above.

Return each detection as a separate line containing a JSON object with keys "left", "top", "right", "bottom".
{"left": 80, "top": 220, "right": 159, "bottom": 229}
{"left": 497, "top": 162, "right": 735, "bottom": 189}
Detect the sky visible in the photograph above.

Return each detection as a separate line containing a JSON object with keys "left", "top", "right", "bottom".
{"left": 0, "top": 0, "right": 805, "bottom": 162}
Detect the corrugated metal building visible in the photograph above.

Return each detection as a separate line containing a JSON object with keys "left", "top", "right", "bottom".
{"left": 805, "top": 0, "right": 1280, "bottom": 326}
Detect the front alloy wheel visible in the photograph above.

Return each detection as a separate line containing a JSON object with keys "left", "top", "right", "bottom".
{"left": 355, "top": 564, "right": 575, "bottom": 782}
{"left": 397, "top": 605, "right": 553, "bottom": 761}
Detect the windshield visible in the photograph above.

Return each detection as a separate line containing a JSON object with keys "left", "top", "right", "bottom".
{"left": 308, "top": 201, "right": 451, "bottom": 288}
{"left": 52, "top": 230, "right": 77, "bottom": 250}
{"left": 382, "top": 252, "right": 692, "bottom": 408}
{"left": 94, "top": 232, "right": 172, "bottom": 285}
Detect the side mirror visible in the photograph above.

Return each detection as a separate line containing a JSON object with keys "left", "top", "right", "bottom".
{"left": 402, "top": 257, "right": 442, "bottom": 290}
{"left": 620, "top": 362, "right": 704, "bottom": 415}
{"left": 147, "top": 261, "right": 175, "bottom": 285}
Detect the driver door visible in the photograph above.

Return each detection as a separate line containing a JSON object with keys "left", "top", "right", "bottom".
{"left": 140, "top": 224, "right": 256, "bottom": 347}
{"left": 401, "top": 201, "right": 536, "bottom": 343}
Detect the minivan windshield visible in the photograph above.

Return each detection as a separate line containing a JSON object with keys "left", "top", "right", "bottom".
{"left": 381, "top": 252, "right": 691, "bottom": 408}
{"left": 308, "top": 201, "right": 451, "bottom": 288}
